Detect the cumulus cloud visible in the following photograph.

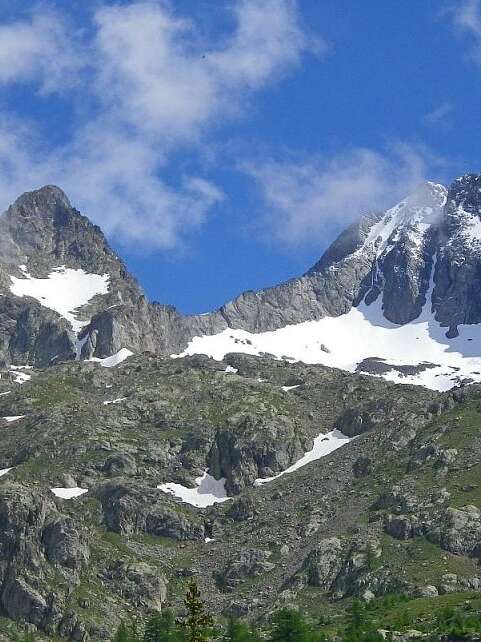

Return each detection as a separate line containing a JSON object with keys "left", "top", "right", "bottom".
{"left": 60, "top": 128, "right": 225, "bottom": 249}
{"left": 92, "top": 0, "right": 320, "bottom": 141}
{"left": 0, "top": 0, "right": 319, "bottom": 249}
{"left": 245, "top": 145, "right": 436, "bottom": 247}
{"left": 208, "top": 0, "right": 324, "bottom": 90}
{"left": 0, "top": 119, "right": 223, "bottom": 251}
{"left": 0, "top": 9, "right": 82, "bottom": 91}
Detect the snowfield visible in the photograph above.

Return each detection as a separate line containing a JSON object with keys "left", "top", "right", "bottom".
{"left": 159, "top": 429, "right": 352, "bottom": 507}
{"left": 103, "top": 397, "right": 127, "bottom": 405}
{"left": 0, "top": 468, "right": 12, "bottom": 477}
{"left": 174, "top": 291, "right": 481, "bottom": 392}
{"left": 10, "top": 266, "right": 109, "bottom": 333}
{"left": 50, "top": 487, "right": 88, "bottom": 499}
{"left": 158, "top": 472, "right": 230, "bottom": 508}
{"left": 90, "top": 348, "right": 133, "bottom": 367}
{"left": 9, "top": 366, "right": 32, "bottom": 384}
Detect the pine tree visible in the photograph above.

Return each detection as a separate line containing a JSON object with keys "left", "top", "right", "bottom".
{"left": 224, "top": 617, "right": 253, "bottom": 642}
{"left": 178, "top": 581, "right": 214, "bottom": 642}
{"left": 268, "top": 608, "right": 312, "bottom": 642}
{"left": 114, "top": 619, "right": 142, "bottom": 642}
{"left": 349, "top": 599, "right": 364, "bottom": 632}
{"left": 114, "top": 621, "right": 132, "bottom": 642}
{"left": 345, "top": 599, "right": 383, "bottom": 642}
{"left": 144, "top": 609, "right": 184, "bottom": 642}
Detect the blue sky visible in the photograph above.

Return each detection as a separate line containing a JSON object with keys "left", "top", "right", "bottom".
{"left": 0, "top": 0, "right": 480, "bottom": 313}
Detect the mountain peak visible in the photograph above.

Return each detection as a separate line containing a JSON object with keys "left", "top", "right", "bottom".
{"left": 10, "top": 185, "right": 72, "bottom": 217}
{"left": 447, "top": 173, "right": 481, "bottom": 218}
{"left": 404, "top": 181, "right": 447, "bottom": 209}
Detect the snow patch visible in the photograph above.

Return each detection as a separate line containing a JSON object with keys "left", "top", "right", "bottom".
{"left": 360, "top": 182, "right": 447, "bottom": 259}
{"left": 90, "top": 348, "right": 133, "bottom": 367}
{"left": 103, "top": 397, "right": 127, "bottom": 405}
{"left": 225, "top": 365, "right": 238, "bottom": 374}
{"left": 3, "top": 415, "right": 25, "bottom": 423}
{"left": 10, "top": 266, "right": 109, "bottom": 333}
{"left": 0, "top": 467, "right": 12, "bottom": 477}
{"left": 74, "top": 333, "right": 89, "bottom": 361}
{"left": 9, "top": 367, "right": 31, "bottom": 384}
{"left": 51, "top": 487, "right": 88, "bottom": 499}
{"left": 158, "top": 472, "right": 230, "bottom": 508}
{"left": 174, "top": 267, "right": 481, "bottom": 393}
{"left": 254, "top": 429, "right": 351, "bottom": 485}
{"left": 281, "top": 385, "right": 300, "bottom": 392}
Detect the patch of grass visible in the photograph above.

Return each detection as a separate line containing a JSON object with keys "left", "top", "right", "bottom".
{"left": 101, "top": 530, "right": 131, "bottom": 555}
{"left": 132, "top": 532, "right": 178, "bottom": 548}
{"left": 378, "top": 535, "right": 478, "bottom": 586}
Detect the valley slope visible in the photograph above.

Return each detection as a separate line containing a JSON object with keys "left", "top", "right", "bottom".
{"left": 1, "top": 177, "right": 481, "bottom": 640}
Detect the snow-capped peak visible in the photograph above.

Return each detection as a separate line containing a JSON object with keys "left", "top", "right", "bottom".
{"left": 362, "top": 182, "right": 447, "bottom": 258}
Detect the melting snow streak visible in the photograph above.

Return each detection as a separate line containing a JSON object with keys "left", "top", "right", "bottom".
{"left": 255, "top": 429, "right": 351, "bottom": 485}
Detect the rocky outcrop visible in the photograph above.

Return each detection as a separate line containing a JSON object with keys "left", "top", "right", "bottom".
{"left": 208, "top": 417, "right": 308, "bottom": 494}
{"left": 0, "top": 483, "right": 90, "bottom": 638}
{"left": 99, "top": 483, "right": 205, "bottom": 540}
{"left": 42, "top": 517, "right": 90, "bottom": 572}
{"left": 104, "top": 561, "right": 167, "bottom": 611}
{"left": 0, "top": 295, "right": 73, "bottom": 367}
{"left": 215, "top": 550, "right": 275, "bottom": 591}
{"left": 381, "top": 498, "right": 481, "bottom": 564}
{"left": 300, "top": 537, "right": 343, "bottom": 589}
{"left": 435, "top": 174, "right": 481, "bottom": 331}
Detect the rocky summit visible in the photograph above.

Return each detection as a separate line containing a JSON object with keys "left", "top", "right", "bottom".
{"left": 2, "top": 177, "right": 481, "bottom": 640}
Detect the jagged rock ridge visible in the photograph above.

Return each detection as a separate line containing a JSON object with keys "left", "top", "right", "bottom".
{"left": 1, "top": 176, "right": 481, "bottom": 391}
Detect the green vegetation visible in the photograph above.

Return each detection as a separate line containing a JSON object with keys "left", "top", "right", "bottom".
{"left": 106, "top": 582, "right": 481, "bottom": 642}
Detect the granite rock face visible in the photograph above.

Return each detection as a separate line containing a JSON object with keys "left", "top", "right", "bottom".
{"left": 434, "top": 174, "right": 481, "bottom": 333}
{"left": 0, "top": 483, "right": 90, "bottom": 636}
{"left": 2, "top": 176, "right": 481, "bottom": 366}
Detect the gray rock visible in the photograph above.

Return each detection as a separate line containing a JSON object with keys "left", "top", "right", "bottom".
{"left": 105, "top": 561, "right": 167, "bottom": 611}
{"left": 99, "top": 483, "right": 205, "bottom": 540}
{"left": 42, "top": 517, "right": 90, "bottom": 571}
{"left": 217, "top": 550, "right": 275, "bottom": 590}
{"left": 415, "top": 585, "right": 439, "bottom": 597}
{"left": 2, "top": 577, "right": 48, "bottom": 626}
{"left": 301, "top": 537, "right": 343, "bottom": 589}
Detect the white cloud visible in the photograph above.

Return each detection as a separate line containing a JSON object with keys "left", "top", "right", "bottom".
{"left": 423, "top": 102, "right": 453, "bottom": 126}
{"left": 451, "top": 0, "right": 481, "bottom": 64}
{"left": 0, "top": 0, "right": 318, "bottom": 249}
{"left": 92, "top": 0, "right": 321, "bottom": 141}
{"left": 0, "top": 9, "right": 82, "bottom": 92}
{"left": 208, "top": 0, "right": 324, "bottom": 90}
{"left": 60, "top": 128, "right": 225, "bottom": 249}
{"left": 245, "top": 145, "right": 436, "bottom": 247}
{"left": 453, "top": 0, "right": 481, "bottom": 35}
{"left": 0, "top": 119, "right": 223, "bottom": 250}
